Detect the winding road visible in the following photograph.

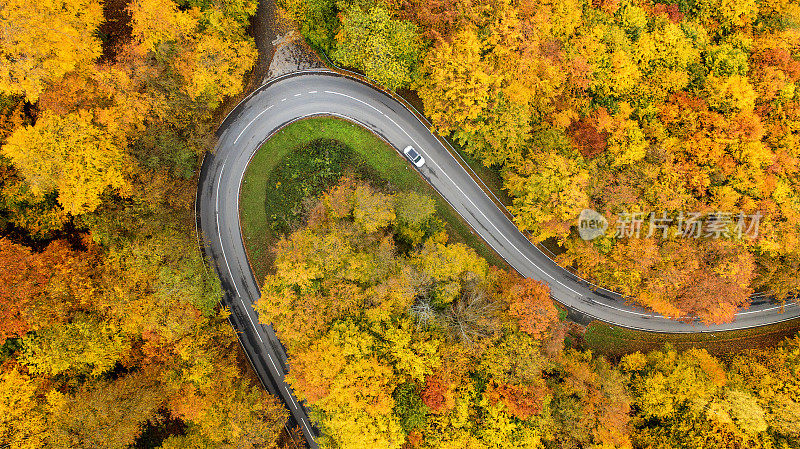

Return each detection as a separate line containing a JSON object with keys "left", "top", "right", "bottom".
{"left": 196, "top": 70, "right": 800, "bottom": 446}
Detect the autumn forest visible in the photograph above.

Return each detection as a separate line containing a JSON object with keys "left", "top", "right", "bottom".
{"left": 1, "top": 0, "right": 800, "bottom": 447}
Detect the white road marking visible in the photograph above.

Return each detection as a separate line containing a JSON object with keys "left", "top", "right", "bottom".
{"left": 235, "top": 295, "right": 309, "bottom": 433}
{"left": 234, "top": 105, "right": 273, "bottom": 144}
{"left": 230, "top": 313, "right": 310, "bottom": 438}
{"left": 281, "top": 98, "right": 286, "bottom": 102}
{"left": 216, "top": 216, "right": 241, "bottom": 296}
{"left": 294, "top": 93, "right": 302, "bottom": 97}
{"left": 267, "top": 352, "right": 280, "bottom": 373}
{"left": 308, "top": 90, "right": 318, "bottom": 94}
{"left": 322, "top": 90, "right": 583, "bottom": 297}
{"left": 214, "top": 164, "right": 242, "bottom": 297}
{"left": 736, "top": 302, "right": 796, "bottom": 315}
{"left": 215, "top": 167, "right": 223, "bottom": 213}
{"left": 587, "top": 297, "right": 660, "bottom": 318}
{"left": 237, "top": 156, "right": 247, "bottom": 203}
{"left": 241, "top": 298, "right": 263, "bottom": 342}
{"left": 301, "top": 419, "right": 315, "bottom": 441}
{"left": 236, "top": 337, "right": 271, "bottom": 391}
{"left": 285, "top": 386, "right": 299, "bottom": 410}
{"left": 229, "top": 310, "right": 312, "bottom": 441}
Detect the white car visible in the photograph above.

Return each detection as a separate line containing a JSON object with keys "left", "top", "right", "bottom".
{"left": 403, "top": 145, "right": 425, "bottom": 168}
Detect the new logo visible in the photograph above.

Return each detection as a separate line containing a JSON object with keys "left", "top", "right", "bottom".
{"left": 578, "top": 209, "right": 608, "bottom": 241}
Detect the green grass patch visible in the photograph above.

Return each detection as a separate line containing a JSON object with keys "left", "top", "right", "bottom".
{"left": 239, "top": 116, "right": 509, "bottom": 283}
{"left": 582, "top": 318, "right": 800, "bottom": 359}
{"left": 264, "top": 138, "right": 354, "bottom": 233}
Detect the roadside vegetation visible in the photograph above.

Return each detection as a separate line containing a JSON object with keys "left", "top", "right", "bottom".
{"left": 583, "top": 318, "right": 800, "bottom": 357}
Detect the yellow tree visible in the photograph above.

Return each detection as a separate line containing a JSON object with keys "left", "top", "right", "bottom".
{"left": 410, "top": 239, "right": 489, "bottom": 305}
{"left": 352, "top": 183, "right": 396, "bottom": 233}
{"left": 287, "top": 321, "right": 405, "bottom": 449}
{"left": 504, "top": 151, "right": 591, "bottom": 243}
{"left": 176, "top": 33, "right": 258, "bottom": 106}
{"left": 0, "top": 0, "right": 102, "bottom": 101}
{"left": 21, "top": 313, "right": 129, "bottom": 377}
{"left": 0, "top": 365, "right": 48, "bottom": 449}
{"left": 416, "top": 27, "right": 495, "bottom": 150}
{"left": 621, "top": 345, "right": 784, "bottom": 447}
{"left": 129, "top": 0, "right": 257, "bottom": 110}
{"left": 129, "top": 0, "right": 197, "bottom": 54}
{"left": 0, "top": 169, "right": 68, "bottom": 237}
{"left": 333, "top": 6, "right": 424, "bottom": 90}
{"left": 728, "top": 336, "right": 800, "bottom": 438}
{"left": 172, "top": 381, "right": 288, "bottom": 449}
{"left": 2, "top": 110, "right": 132, "bottom": 215}
{"left": 44, "top": 369, "right": 165, "bottom": 449}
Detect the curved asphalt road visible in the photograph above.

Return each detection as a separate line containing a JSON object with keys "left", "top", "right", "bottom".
{"left": 197, "top": 70, "right": 800, "bottom": 446}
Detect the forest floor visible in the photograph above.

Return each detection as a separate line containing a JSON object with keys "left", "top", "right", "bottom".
{"left": 239, "top": 116, "right": 510, "bottom": 284}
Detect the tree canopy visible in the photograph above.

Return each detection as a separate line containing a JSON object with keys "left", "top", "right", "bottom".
{"left": 0, "top": 0, "right": 293, "bottom": 447}
{"left": 256, "top": 179, "right": 800, "bottom": 448}
{"left": 284, "top": 0, "right": 800, "bottom": 322}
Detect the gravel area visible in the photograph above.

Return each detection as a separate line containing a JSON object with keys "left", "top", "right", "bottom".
{"left": 249, "top": 0, "right": 323, "bottom": 85}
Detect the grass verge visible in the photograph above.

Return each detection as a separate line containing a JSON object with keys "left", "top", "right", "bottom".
{"left": 582, "top": 317, "right": 800, "bottom": 359}
{"left": 239, "top": 116, "right": 510, "bottom": 283}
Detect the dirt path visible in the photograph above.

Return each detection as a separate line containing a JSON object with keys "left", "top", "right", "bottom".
{"left": 215, "top": 0, "right": 323, "bottom": 125}
{"left": 248, "top": 0, "right": 323, "bottom": 85}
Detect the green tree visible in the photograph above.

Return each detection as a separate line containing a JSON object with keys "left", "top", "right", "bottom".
{"left": 392, "top": 382, "right": 429, "bottom": 432}
{"left": 333, "top": 6, "right": 424, "bottom": 90}
{"left": 394, "top": 191, "right": 438, "bottom": 246}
